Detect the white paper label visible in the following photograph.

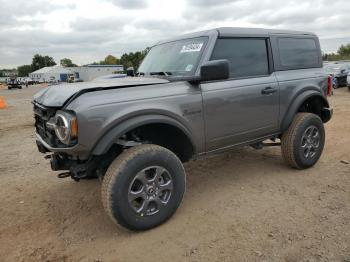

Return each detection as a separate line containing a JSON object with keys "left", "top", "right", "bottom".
{"left": 185, "top": 64, "right": 193, "bottom": 71}
{"left": 180, "top": 43, "right": 203, "bottom": 53}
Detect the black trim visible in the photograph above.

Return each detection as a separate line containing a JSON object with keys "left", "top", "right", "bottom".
{"left": 280, "top": 91, "right": 330, "bottom": 131}
{"left": 266, "top": 38, "right": 275, "bottom": 74}
{"left": 321, "top": 107, "right": 333, "bottom": 123}
{"left": 92, "top": 114, "right": 196, "bottom": 156}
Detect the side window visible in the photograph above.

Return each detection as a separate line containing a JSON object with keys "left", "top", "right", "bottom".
{"left": 278, "top": 38, "right": 319, "bottom": 69}
{"left": 211, "top": 38, "right": 269, "bottom": 78}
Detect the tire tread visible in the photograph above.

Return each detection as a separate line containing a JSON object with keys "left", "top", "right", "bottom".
{"left": 281, "top": 113, "right": 314, "bottom": 169}
{"left": 101, "top": 144, "right": 183, "bottom": 230}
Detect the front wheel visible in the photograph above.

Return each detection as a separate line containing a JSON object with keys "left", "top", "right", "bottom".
{"left": 281, "top": 113, "right": 325, "bottom": 169}
{"left": 101, "top": 144, "right": 186, "bottom": 231}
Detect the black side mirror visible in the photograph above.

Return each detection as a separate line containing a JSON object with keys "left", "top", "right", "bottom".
{"left": 200, "top": 59, "right": 229, "bottom": 82}
{"left": 340, "top": 69, "right": 346, "bottom": 74}
{"left": 126, "top": 67, "right": 135, "bottom": 77}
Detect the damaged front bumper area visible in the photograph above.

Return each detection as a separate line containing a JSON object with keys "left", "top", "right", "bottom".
{"left": 34, "top": 101, "right": 100, "bottom": 181}
{"left": 36, "top": 133, "right": 99, "bottom": 181}
{"left": 36, "top": 133, "right": 120, "bottom": 181}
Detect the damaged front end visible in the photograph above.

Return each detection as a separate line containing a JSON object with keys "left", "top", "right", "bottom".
{"left": 46, "top": 153, "right": 119, "bottom": 181}
{"left": 33, "top": 101, "right": 120, "bottom": 181}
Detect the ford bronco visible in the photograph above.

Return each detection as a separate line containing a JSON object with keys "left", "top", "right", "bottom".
{"left": 33, "top": 28, "right": 333, "bottom": 231}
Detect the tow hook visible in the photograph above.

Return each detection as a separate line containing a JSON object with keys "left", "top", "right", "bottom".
{"left": 57, "top": 172, "right": 71, "bottom": 179}
{"left": 57, "top": 172, "right": 81, "bottom": 182}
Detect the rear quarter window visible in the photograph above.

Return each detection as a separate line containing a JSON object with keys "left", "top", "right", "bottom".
{"left": 278, "top": 38, "right": 319, "bottom": 69}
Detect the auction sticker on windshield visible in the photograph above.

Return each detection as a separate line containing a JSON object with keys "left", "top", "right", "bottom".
{"left": 180, "top": 43, "right": 203, "bottom": 53}
{"left": 185, "top": 64, "right": 193, "bottom": 71}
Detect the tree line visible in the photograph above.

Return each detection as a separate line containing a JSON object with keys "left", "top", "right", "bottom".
{"left": 322, "top": 43, "right": 350, "bottom": 61}
{"left": 14, "top": 48, "right": 150, "bottom": 77}
{"left": 17, "top": 54, "right": 57, "bottom": 77}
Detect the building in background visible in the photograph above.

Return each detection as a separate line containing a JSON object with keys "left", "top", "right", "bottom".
{"left": 0, "top": 69, "right": 20, "bottom": 83}
{"left": 29, "top": 66, "right": 75, "bottom": 83}
{"left": 29, "top": 65, "right": 124, "bottom": 83}
{"left": 0, "top": 69, "right": 18, "bottom": 77}
{"left": 73, "top": 65, "right": 124, "bottom": 81}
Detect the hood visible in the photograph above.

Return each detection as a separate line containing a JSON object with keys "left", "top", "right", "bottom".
{"left": 33, "top": 77, "right": 169, "bottom": 107}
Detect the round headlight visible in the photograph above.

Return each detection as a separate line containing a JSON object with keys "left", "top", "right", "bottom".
{"left": 54, "top": 114, "right": 70, "bottom": 144}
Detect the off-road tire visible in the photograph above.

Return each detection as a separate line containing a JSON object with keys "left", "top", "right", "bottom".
{"left": 101, "top": 144, "right": 186, "bottom": 231}
{"left": 281, "top": 113, "right": 325, "bottom": 169}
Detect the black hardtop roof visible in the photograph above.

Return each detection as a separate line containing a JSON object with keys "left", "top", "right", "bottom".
{"left": 157, "top": 27, "right": 316, "bottom": 45}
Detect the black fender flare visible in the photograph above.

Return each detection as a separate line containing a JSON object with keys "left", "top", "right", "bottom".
{"left": 280, "top": 91, "right": 330, "bottom": 132}
{"left": 91, "top": 114, "right": 196, "bottom": 155}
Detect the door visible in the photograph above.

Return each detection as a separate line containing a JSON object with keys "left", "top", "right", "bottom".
{"left": 60, "top": 73, "right": 68, "bottom": 82}
{"left": 201, "top": 38, "right": 279, "bottom": 151}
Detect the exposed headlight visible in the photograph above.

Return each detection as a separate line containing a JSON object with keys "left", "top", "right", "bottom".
{"left": 47, "top": 111, "right": 78, "bottom": 145}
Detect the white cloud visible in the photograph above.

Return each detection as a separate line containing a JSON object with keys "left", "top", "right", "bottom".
{"left": 109, "top": 0, "right": 148, "bottom": 9}
{"left": 0, "top": 0, "right": 349, "bottom": 68}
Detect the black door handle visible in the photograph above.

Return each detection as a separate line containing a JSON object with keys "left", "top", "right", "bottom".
{"left": 261, "top": 87, "right": 277, "bottom": 95}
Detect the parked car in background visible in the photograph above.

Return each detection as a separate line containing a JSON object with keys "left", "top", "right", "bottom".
{"left": 347, "top": 72, "right": 350, "bottom": 91}
{"left": 324, "top": 63, "right": 350, "bottom": 88}
{"left": 7, "top": 77, "right": 22, "bottom": 89}
{"left": 19, "top": 77, "right": 35, "bottom": 85}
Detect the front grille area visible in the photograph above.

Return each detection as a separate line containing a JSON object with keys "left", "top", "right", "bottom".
{"left": 33, "top": 102, "right": 59, "bottom": 147}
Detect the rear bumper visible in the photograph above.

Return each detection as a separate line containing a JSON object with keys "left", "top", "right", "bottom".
{"left": 321, "top": 107, "right": 333, "bottom": 123}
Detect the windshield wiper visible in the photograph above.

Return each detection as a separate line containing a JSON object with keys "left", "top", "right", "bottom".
{"left": 150, "top": 71, "right": 172, "bottom": 76}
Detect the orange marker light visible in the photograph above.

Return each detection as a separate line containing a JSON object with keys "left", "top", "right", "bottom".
{"left": 70, "top": 118, "right": 78, "bottom": 138}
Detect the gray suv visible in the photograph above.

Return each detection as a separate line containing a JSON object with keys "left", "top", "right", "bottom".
{"left": 33, "top": 27, "right": 333, "bottom": 231}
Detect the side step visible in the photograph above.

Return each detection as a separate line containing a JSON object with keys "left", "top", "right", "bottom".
{"left": 250, "top": 141, "right": 281, "bottom": 150}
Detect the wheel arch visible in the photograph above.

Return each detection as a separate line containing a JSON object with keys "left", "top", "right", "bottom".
{"left": 281, "top": 91, "right": 330, "bottom": 132}
{"left": 92, "top": 114, "right": 196, "bottom": 161}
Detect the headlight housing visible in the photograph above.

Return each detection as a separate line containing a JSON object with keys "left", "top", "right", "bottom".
{"left": 47, "top": 111, "right": 78, "bottom": 145}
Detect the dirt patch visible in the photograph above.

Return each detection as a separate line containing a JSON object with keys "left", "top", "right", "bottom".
{"left": 0, "top": 85, "right": 349, "bottom": 262}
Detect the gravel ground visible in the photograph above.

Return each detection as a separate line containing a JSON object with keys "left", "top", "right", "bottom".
{"left": 0, "top": 85, "right": 349, "bottom": 262}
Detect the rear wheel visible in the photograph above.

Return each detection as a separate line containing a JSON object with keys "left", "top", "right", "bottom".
{"left": 281, "top": 113, "right": 325, "bottom": 169}
{"left": 101, "top": 144, "right": 186, "bottom": 231}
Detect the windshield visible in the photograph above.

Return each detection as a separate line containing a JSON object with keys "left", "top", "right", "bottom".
{"left": 138, "top": 37, "right": 208, "bottom": 76}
